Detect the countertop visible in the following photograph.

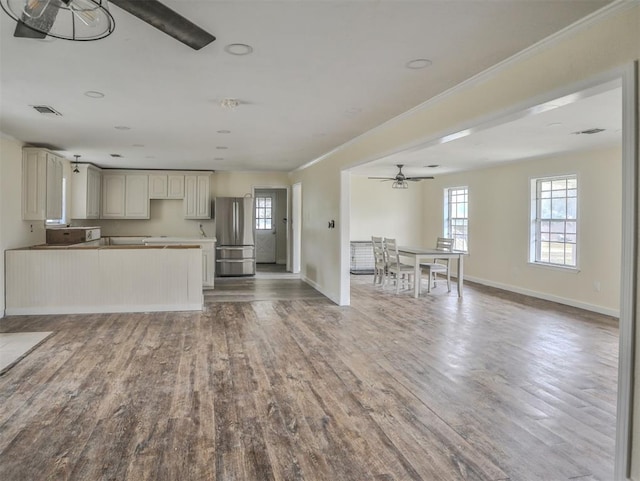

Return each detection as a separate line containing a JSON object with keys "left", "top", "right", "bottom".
{"left": 143, "top": 237, "right": 217, "bottom": 243}
{"left": 14, "top": 244, "right": 201, "bottom": 251}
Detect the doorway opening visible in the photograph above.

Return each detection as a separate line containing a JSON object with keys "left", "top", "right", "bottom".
{"left": 254, "top": 187, "right": 297, "bottom": 279}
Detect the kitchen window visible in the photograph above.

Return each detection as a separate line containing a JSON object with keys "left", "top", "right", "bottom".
{"left": 255, "top": 196, "right": 273, "bottom": 230}
{"left": 444, "top": 186, "right": 468, "bottom": 251}
{"left": 530, "top": 175, "right": 578, "bottom": 268}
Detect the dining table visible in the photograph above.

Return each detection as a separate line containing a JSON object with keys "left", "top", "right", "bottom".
{"left": 398, "top": 246, "right": 466, "bottom": 298}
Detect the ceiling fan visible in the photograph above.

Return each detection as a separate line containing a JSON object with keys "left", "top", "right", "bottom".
{"left": 368, "top": 164, "right": 434, "bottom": 189}
{"left": 4, "top": 0, "right": 215, "bottom": 50}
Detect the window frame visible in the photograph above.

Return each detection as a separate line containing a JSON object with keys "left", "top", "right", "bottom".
{"left": 529, "top": 174, "right": 579, "bottom": 270}
{"left": 255, "top": 195, "right": 274, "bottom": 231}
{"left": 443, "top": 186, "right": 468, "bottom": 252}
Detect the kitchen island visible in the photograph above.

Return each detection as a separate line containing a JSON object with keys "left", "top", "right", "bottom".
{"left": 5, "top": 245, "right": 203, "bottom": 315}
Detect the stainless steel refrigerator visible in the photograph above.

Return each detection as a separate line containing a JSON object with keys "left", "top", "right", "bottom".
{"left": 215, "top": 197, "right": 256, "bottom": 276}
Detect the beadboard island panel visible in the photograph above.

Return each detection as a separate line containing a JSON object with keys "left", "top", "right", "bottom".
{"left": 5, "top": 246, "right": 203, "bottom": 315}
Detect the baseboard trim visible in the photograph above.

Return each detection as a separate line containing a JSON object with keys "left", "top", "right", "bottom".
{"left": 301, "top": 276, "right": 340, "bottom": 305}
{"left": 5, "top": 303, "right": 203, "bottom": 316}
{"left": 464, "top": 275, "right": 620, "bottom": 318}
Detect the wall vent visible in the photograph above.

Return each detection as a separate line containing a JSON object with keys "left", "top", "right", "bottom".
{"left": 32, "top": 105, "right": 62, "bottom": 116}
{"left": 572, "top": 128, "right": 605, "bottom": 135}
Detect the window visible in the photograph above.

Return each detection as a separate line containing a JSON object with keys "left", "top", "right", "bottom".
{"left": 255, "top": 196, "right": 273, "bottom": 230}
{"left": 530, "top": 175, "right": 577, "bottom": 268}
{"left": 46, "top": 177, "right": 67, "bottom": 226}
{"left": 444, "top": 186, "right": 468, "bottom": 251}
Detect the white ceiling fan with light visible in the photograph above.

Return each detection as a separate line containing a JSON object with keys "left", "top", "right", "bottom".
{"left": 0, "top": 0, "right": 215, "bottom": 49}
{"left": 368, "top": 164, "right": 434, "bottom": 189}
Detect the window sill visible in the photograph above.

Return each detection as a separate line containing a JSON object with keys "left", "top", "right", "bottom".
{"left": 527, "top": 261, "right": 580, "bottom": 274}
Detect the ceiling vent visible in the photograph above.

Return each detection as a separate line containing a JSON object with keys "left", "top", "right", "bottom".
{"left": 32, "top": 105, "right": 62, "bottom": 116}
{"left": 572, "top": 128, "right": 605, "bottom": 135}
{"left": 110, "top": 154, "right": 123, "bottom": 158}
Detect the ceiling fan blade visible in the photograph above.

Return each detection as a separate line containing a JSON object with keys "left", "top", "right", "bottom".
{"left": 406, "top": 176, "right": 435, "bottom": 181}
{"left": 13, "top": 0, "right": 60, "bottom": 39}
{"left": 368, "top": 177, "right": 394, "bottom": 180}
{"left": 109, "top": 0, "right": 215, "bottom": 50}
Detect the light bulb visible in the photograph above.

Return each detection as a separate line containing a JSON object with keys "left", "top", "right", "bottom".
{"left": 22, "top": 0, "right": 50, "bottom": 19}
{"left": 64, "top": 0, "right": 101, "bottom": 27}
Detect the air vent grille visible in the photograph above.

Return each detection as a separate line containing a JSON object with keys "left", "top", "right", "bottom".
{"left": 110, "top": 154, "right": 123, "bottom": 158}
{"left": 573, "top": 128, "right": 605, "bottom": 135}
{"left": 32, "top": 105, "right": 62, "bottom": 116}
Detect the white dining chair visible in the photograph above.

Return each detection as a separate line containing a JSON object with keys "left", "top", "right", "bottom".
{"left": 420, "top": 237, "right": 454, "bottom": 293}
{"left": 383, "top": 237, "right": 415, "bottom": 294}
{"left": 371, "top": 236, "right": 387, "bottom": 285}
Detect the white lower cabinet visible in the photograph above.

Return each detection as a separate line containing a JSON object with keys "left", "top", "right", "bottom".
{"left": 101, "top": 172, "right": 149, "bottom": 219}
{"left": 143, "top": 237, "right": 216, "bottom": 288}
{"left": 22, "top": 148, "right": 64, "bottom": 221}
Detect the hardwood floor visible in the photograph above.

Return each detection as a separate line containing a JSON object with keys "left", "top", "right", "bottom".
{"left": 0, "top": 276, "right": 618, "bottom": 480}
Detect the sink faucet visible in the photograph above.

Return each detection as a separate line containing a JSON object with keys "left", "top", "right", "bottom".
{"left": 199, "top": 224, "right": 207, "bottom": 238}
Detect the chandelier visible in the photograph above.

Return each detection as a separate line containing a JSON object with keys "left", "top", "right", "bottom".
{"left": 1, "top": 0, "right": 115, "bottom": 41}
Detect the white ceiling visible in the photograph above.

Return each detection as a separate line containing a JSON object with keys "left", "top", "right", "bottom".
{"left": 353, "top": 82, "right": 622, "bottom": 179}
{"left": 0, "top": 0, "right": 613, "bottom": 172}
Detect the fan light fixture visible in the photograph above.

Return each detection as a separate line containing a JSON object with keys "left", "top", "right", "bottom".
{"left": 1, "top": 0, "right": 115, "bottom": 41}
{"left": 392, "top": 180, "right": 409, "bottom": 189}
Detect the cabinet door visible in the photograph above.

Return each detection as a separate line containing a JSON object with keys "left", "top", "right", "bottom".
{"left": 167, "top": 175, "right": 185, "bottom": 199}
{"left": 149, "top": 174, "right": 168, "bottom": 199}
{"left": 201, "top": 243, "right": 215, "bottom": 288}
{"left": 46, "top": 155, "right": 63, "bottom": 220}
{"left": 102, "top": 174, "right": 126, "bottom": 218}
{"left": 184, "top": 175, "right": 198, "bottom": 218}
{"left": 125, "top": 174, "right": 149, "bottom": 218}
{"left": 22, "top": 150, "right": 47, "bottom": 220}
{"left": 196, "top": 175, "right": 211, "bottom": 218}
{"left": 87, "top": 166, "right": 102, "bottom": 218}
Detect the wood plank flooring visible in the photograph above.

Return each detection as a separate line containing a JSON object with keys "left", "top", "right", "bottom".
{"left": 0, "top": 276, "right": 618, "bottom": 480}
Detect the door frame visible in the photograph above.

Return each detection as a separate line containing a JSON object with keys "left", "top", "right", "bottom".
{"left": 252, "top": 185, "right": 291, "bottom": 271}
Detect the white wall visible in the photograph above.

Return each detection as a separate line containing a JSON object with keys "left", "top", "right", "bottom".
{"left": 422, "top": 147, "right": 621, "bottom": 315}
{"left": 350, "top": 175, "right": 424, "bottom": 245}
{"left": 0, "top": 136, "right": 47, "bottom": 317}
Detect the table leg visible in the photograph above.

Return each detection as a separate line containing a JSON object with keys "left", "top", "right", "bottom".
{"left": 457, "top": 254, "right": 464, "bottom": 297}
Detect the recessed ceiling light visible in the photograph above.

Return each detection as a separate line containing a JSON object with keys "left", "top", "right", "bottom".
{"left": 224, "top": 43, "right": 253, "bottom": 56}
{"left": 84, "top": 91, "right": 105, "bottom": 99}
{"left": 547, "top": 122, "right": 563, "bottom": 127}
{"left": 214, "top": 157, "right": 224, "bottom": 161}
{"left": 426, "top": 164, "right": 439, "bottom": 168}
{"left": 220, "top": 98, "right": 241, "bottom": 109}
{"left": 114, "top": 125, "right": 131, "bottom": 130}
{"left": 145, "top": 155, "right": 156, "bottom": 159}
{"left": 217, "top": 129, "right": 231, "bottom": 134}
{"left": 406, "top": 58, "right": 432, "bottom": 69}
{"left": 216, "top": 146, "right": 228, "bottom": 150}
{"left": 346, "top": 107, "right": 362, "bottom": 115}
{"left": 132, "top": 143, "right": 144, "bottom": 147}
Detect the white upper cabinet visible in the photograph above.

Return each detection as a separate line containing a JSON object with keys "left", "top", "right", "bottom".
{"left": 101, "top": 172, "right": 149, "bottom": 219}
{"left": 71, "top": 164, "right": 102, "bottom": 219}
{"left": 167, "top": 175, "right": 185, "bottom": 199}
{"left": 125, "top": 174, "right": 150, "bottom": 218}
{"left": 22, "top": 148, "right": 63, "bottom": 221}
{"left": 184, "top": 174, "right": 211, "bottom": 219}
{"left": 149, "top": 174, "right": 168, "bottom": 199}
{"left": 149, "top": 173, "right": 184, "bottom": 199}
